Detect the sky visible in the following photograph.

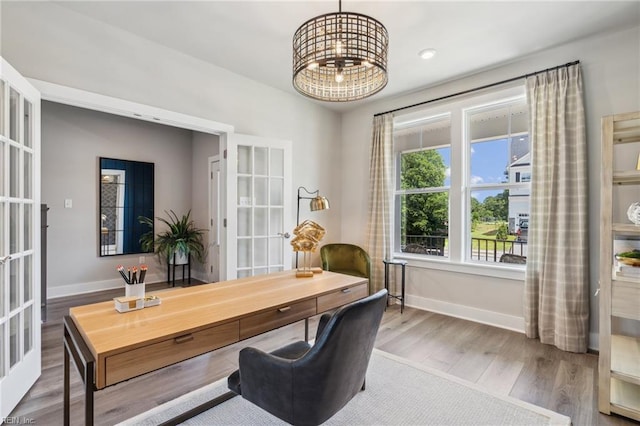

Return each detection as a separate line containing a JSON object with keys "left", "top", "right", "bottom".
{"left": 438, "top": 138, "right": 509, "bottom": 202}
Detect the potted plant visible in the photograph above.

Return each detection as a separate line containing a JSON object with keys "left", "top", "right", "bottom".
{"left": 139, "top": 210, "right": 207, "bottom": 265}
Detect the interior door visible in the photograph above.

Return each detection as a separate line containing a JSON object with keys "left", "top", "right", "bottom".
{"left": 0, "top": 57, "right": 41, "bottom": 418}
{"left": 221, "top": 133, "right": 293, "bottom": 280}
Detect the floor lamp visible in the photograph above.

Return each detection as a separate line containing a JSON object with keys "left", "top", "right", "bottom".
{"left": 295, "top": 186, "right": 330, "bottom": 268}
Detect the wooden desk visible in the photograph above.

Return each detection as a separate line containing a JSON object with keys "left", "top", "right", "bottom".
{"left": 63, "top": 270, "right": 368, "bottom": 425}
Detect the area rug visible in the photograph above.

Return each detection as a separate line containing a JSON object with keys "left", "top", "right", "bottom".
{"left": 119, "top": 349, "right": 570, "bottom": 425}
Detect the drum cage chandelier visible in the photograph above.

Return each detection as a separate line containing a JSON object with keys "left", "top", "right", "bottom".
{"left": 292, "top": 0, "right": 389, "bottom": 102}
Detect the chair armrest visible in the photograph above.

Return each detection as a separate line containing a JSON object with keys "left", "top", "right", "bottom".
{"left": 239, "top": 347, "right": 294, "bottom": 385}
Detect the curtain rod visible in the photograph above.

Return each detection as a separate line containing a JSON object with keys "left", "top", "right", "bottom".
{"left": 374, "top": 60, "right": 580, "bottom": 117}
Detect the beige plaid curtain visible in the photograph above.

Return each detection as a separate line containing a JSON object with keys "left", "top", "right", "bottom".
{"left": 366, "top": 114, "right": 394, "bottom": 294}
{"left": 524, "top": 64, "right": 589, "bottom": 353}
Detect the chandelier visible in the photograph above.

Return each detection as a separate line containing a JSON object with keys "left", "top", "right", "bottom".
{"left": 292, "top": 0, "right": 389, "bottom": 102}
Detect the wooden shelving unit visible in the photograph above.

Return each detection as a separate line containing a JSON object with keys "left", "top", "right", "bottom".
{"left": 599, "top": 111, "right": 640, "bottom": 421}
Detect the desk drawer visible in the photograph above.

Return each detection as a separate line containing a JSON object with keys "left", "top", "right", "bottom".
{"left": 105, "top": 321, "right": 239, "bottom": 386}
{"left": 240, "top": 299, "right": 316, "bottom": 340}
{"left": 317, "top": 282, "right": 368, "bottom": 313}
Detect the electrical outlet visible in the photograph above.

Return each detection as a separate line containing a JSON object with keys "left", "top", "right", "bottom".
{"left": 64, "top": 199, "right": 72, "bottom": 209}
{"left": 139, "top": 256, "right": 146, "bottom": 264}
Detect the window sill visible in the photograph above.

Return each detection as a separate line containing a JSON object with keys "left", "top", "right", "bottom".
{"left": 391, "top": 253, "right": 526, "bottom": 281}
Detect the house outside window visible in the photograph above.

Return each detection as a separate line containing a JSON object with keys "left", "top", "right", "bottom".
{"left": 392, "top": 86, "right": 530, "bottom": 267}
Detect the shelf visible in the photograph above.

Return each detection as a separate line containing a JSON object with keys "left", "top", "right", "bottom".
{"left": 611, "top": 281, "right": 640, "bottom": 320}
{"left": 611, "top": 335, "right": 640, "bottom": 381}
{"left": 610, "top": 379, "right": 640, "bottom": 421}
{"left": 600, "top": 112, "right": 640, "bottom": 422}
{"left": 613, "top": 114, "right": 640, "bottom": 144}
{"left": 612, "top": 273, "right": 640, "bottom": 284}
{"left": 613, "top": 136, "right": 640, "bottom": 145}
{"left": 613, "top": 170, "right": 640, "bottom": 184}
{"left": 612, "top": 223, "right": 640, "bottom": 234}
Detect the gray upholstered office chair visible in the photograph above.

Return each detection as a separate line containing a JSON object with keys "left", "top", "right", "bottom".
{"left": 320, "top": 243, "right": 371, "bottom": 279}
{"left": 227, "top": 289, "right": 387, "bottom": 426}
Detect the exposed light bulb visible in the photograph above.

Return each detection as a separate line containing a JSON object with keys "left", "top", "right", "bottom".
{"left": 335, "top": 40, "right": 343, "bottom": 55}
{"left": 335, "top": 70, "right": 344, "bottom": 83}
{"left": 307, "top": 62, "right": 319, "bottom": 70}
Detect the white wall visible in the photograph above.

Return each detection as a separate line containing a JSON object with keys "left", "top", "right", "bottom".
{"left": 42, "top": 101, "right": 194, "bottom": 296}
{"left": 341, "top": 25, "right": 640, "bottom": 349}
{"left": 2, "top": 2, "right": 342, "bottom": 295}
{"left": 190, "top": 132, "right": 220, "bottom": 281}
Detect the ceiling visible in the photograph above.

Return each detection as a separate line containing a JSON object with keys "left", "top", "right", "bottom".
{"left": 4, "top": 1, "right": 640, "bottom": 112}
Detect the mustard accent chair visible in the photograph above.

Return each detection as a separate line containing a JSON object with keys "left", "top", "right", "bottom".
{"left": 320, "top": 243, "right": 371, "bottom": 281}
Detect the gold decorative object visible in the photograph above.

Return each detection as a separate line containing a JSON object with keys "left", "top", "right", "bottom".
{"left": 291, "top": 220, "right": 326, "bottom": 277}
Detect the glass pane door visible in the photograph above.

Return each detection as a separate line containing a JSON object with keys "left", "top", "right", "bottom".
{"left": 237, "top": 145, "right": 287, "bottom": 277}
{"left": 0, "top": 57, "right": 41, "bottom": 419}
{"left": 222, "top": 133, "right": 292, "bottom": 280}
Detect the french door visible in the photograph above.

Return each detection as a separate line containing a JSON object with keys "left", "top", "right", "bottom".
{"left": 0, "top": 58, "right": 41, "bottom": 418}
{"left": 221, "top": 133, "right": 293, "bottom": 280}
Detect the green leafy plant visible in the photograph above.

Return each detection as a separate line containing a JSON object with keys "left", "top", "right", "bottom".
{"left": 495, "top": 221, "right": 509, "bottom": 241}
{"left": 617, "top": 250, "right": 640, "bottom": 259}
{"left": 139, "top": 210, "right": 207, "bottom": 264}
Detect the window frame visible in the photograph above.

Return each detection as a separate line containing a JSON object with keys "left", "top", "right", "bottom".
{"left": 391, "top": 85, "right": 528, "bottom": 279}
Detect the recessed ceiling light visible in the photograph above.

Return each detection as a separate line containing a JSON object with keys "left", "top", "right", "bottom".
{"left": 419, "top": 48, "right": 436, "bottom": 60}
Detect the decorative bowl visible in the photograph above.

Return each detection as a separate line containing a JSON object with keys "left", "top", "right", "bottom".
{"left": 628, "top": 202, "right": 640, "bottom": 225}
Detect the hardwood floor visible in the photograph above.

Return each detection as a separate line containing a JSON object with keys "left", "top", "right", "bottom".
{"left": 10, "top": 282, "right": 637, "bottom": 425}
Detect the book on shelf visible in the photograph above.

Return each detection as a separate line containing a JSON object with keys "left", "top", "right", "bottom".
{"left": 615, "top": 264, "right": 640, "bottom": 278}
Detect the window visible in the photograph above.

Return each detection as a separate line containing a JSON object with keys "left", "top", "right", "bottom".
{"left": 394, "top": 114, "right": 451, "bottom": 257}
{"left": 393, "top": 87, "right": 530, "bottom": 267}
{"left": 467, "top": 99, "right": 530, "bottom": 263}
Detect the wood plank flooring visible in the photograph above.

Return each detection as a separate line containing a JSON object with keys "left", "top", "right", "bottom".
{"left": 9, "top": 282, "right": 637, "bottom": 425}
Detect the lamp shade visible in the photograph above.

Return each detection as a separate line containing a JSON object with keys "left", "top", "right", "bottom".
{"left": 292, "top": 5, "right": 388, "bottom": 102}
{"left": 310, "top": 196, "right": 330, "bottom": 211}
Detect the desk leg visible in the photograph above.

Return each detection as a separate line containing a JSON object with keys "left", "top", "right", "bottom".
{"left": 64, "top": 341, "right": 70, "bottom": 426}
{"left": 63, "top": 316, "right": 96, "bottom": 426}
{"left": 84, "top": 363, "right": 95, "bottom": 426}
{"left": 304, "top": 318, "right": 309, "bottom": 342}
{"left": 384, "top": 262, "right": 389, "bottom": 309}
{"left": 158, "top": 391, "right": 237, "bottom": 426}
{"left": 401, "top": 264, "right": 406, "bottom": 314}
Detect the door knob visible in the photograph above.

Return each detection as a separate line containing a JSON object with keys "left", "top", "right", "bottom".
{"left": 278, "top": 232, "right": 291, "bottom": 239}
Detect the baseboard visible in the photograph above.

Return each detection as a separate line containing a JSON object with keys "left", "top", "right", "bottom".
{"left": 47, "top": 272, "right": 164, "bottom": 299}
{"left": 405, "top": 294, "right": 525, "bottom": 333}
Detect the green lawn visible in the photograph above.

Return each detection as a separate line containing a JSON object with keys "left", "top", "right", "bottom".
{"left": 471, "top": 222, "right": 517, "bottom": 251}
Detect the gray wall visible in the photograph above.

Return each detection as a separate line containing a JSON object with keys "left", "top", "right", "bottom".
{"left": 341, "top": 25, "right": 640, "bottom": 349}
{"left": 42, "top": 101, "right": 194, "bottom": 295}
